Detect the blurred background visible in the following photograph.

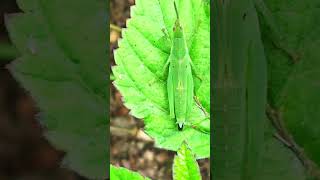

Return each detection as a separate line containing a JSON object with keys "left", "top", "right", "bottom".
{"left": 0, "top": 0, "right": 209, "bottom": 179}
{"left": 109, "top": 0, "right": 210, "bottom": 179}
{"left": 0, "top": 0, "right": 91, "bottom": 179}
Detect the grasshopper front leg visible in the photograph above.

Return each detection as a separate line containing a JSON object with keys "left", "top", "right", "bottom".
{"left": 161, "top": 28, "right": 171, "bottom": 42}
{"left": 189, "top": 59, "right": 203, "bottom": 81}
{"left": 162, "top": 57, "right": 171, "bottom": 74}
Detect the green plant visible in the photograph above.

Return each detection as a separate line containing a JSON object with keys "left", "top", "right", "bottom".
{"left": 5, "top": 0, "right": 108, "bottom": 178}
{"left": 111, "top": 141, "right": 202, "bottom": 180}
{"left": 173, "top": 142, "right": 202, "bottom": 180}
{"left": 258, "top": 0, "right": 320, "bottom": 178}
{"left": 112, "top": 0, "right": 210, "bottom": 158}
{"left": 111, "top": 0, "right": 210, "bottom": 179}
{"left": 213, "top": 0, "right": 320, "bottom": 179}
{"left": 111, "top": 165, "right": 151, "bottom": 180}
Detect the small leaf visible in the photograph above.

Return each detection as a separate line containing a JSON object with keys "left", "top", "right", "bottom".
{"left": 110, "top": 165, "right": 151, "bottom": 180}
{"left": 173, "top": 142, "right": 201, "bottom": 180}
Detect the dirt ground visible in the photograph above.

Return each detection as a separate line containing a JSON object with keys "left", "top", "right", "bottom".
{"left": 109, "top": 0, "right": 210, "bottom": 179}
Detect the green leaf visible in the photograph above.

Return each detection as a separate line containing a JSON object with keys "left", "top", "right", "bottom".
{"left": 260, "top": 117, "right": 307, "bottom": 180}
{"left": 257, "top": 0, "right": 320, "bottom": 172}
{"left": 213, "top": 0, "right": 267, "bottom": 179}
{"left": 0, "top": 43, "right": 19, "bottom": 60}
{"left": 112, "top": 0, "right": 210, "bottom": 157}
{"left": 5, "top": 0, "right": 108, "bottom": 178}
{"left": 110, "top": 165, "right": 151, "bottom": 180}
{"left": 173, "top": 142, "right": 201, "bottom": 180}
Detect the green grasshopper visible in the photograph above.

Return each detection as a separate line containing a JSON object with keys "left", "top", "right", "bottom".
{"left": 163, "top": 2, "right": 195, "bottom": 130}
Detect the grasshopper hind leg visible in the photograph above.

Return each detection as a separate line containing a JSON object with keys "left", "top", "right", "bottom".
{"left": 186, "top": 69, "right": 194, "bottom": 119}
{"left": 167, "top": 68, "right": 175, "bottom": 119}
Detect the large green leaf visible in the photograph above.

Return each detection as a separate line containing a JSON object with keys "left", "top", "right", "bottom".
{"left": 110, "top": 165, "right": 151, "bottom": 180}
{"left": 0, "top": 43, "right": 19, "bottom": 60}
{"left": 5, "top": 0, "right": 108, "bottom": 178}
{"left": 173, "top": 141, "right": 201, "bottom": 180}
{"left": 112, "top": 0, "right": 210, "bottom": 157}
{"left": 257, "top": 0, "right": 320, "bottom": 173}
{"left": 213, "top": 0, "right": 267, "bottom": 179}
{"left": 259, "top": 117, "right": 307, "bottom": 180}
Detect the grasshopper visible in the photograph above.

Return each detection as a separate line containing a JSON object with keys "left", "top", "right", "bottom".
{"left": 163, "top": 2, "right": 195, "bottom": 130}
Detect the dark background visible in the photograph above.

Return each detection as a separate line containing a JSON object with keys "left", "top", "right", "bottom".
{"left": 0, "top": 0, "right": 87, "bottom": 179}
{"left": 0, "top": 0, "right": 209, "bottom": 179}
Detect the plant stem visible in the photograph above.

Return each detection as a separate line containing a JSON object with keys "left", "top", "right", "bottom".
{"left": 110, "top": 125, "right": 153, "bottom": 142}
{"left": 266, "top": 104, "right": 320, "bottom": 179}
{"left": 110, "top": 24, "right": 122, "bottom": 33}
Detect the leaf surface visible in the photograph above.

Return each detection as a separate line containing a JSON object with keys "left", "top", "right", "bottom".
{"left": 173, "top": 142, "right": 201, "bottom": 180}
{"left": 112, "top": 0, "right": 210, "bottom": 157}
{"left": 5, "top": 0, "right": 108, "bottom": 178}
{"left": 110, "top": 165, "right": 151, "bottom": 180}
{"left": 212, "top": 0, "right": 267, "bottom": 179}
{"left": 257, "top": 0, "right": 320, "bottom": 171}
{"left": 259, "top": 117, "right": 307, "bottom": 180}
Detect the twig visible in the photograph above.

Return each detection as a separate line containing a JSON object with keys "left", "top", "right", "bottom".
{"left": 110, "top": 125, "right": 153, "bottom": 142}
{"left": 110, "top": 24, "right": 122, "bottom": 33}
{"left": 267, "top": 104, "right": 320, "bottom": 179}
{"left": 194, "top": 96, "right": 209, "bottom": 117}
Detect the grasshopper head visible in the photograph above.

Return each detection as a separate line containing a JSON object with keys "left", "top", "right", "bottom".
{"left": 173, "top": 20, "right": 183, "bottom": 38}
{"left": 173, "top": 1, "right": 183, "bottom": 38}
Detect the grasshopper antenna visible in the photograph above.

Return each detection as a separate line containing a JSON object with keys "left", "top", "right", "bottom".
{"left": 173, "top": 1, "right": 179, "bottom": 20}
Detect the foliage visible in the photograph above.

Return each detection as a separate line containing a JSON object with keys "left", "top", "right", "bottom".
{"left": 5, "top": 0, "right": 108, "bottom": 178}
{"left": 110, "top": 165, "right": 151, "bottom": 180}
{"left": 112, "top": 0, "right": 210, "bottom": 158}
{"left": 173, "top": 141, "right": 201, "bottom": 180}
{"left": 213, "top": 0, "right": 267, "bottom": 179}
{"left": 213, "top": 0, "right": 320, "bottom": 179}
{"left": 259, "top": 0, "right": 320, "bottom": 168}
